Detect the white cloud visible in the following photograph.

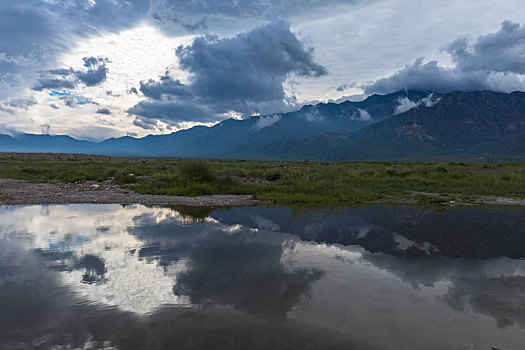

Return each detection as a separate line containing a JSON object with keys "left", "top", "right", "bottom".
{"left": 420, "top": 93, "right": 441, "bottom": 107}
{"left": 394, "top": 97, "right": 419, "bottom": 115}
{"left": 394, "top": 93, "right": 441, "bottom": 115}
{"left": 252, "top": 114, "right": 282, "bottom": 131}
{"left": 357, "top": 108, "right": 371, "bottom": 121}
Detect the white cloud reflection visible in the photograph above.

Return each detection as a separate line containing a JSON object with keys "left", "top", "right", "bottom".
{"left": 0, "top": 204, "right": 190, "bottom": 314}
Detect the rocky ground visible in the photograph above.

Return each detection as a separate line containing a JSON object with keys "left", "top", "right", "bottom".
{"left": 0, "top": 178, "right": 259, "bottom": 206}
{"left": 404, "top": 190, "right": 525, "bottom": 206}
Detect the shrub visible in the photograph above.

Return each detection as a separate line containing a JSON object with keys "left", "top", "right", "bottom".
{"left": 179, "top": 162, "right": 216, "bottom": 183}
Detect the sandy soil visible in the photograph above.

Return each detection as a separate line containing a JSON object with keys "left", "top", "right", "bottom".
{"left": 0, "top": 178, "right": 259, "bottom": 206}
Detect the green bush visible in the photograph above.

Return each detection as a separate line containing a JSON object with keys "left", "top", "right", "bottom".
{"left": 179, "top": 162, "right": 216, "bottom": 183}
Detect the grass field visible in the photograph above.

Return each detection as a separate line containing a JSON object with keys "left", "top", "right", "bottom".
{"left": 1, "top": 155, "right": 525, "bottom": 204}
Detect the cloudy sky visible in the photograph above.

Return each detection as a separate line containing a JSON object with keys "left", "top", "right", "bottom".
{"left": 1, "top": 0, "right": 524, "bottom": 140}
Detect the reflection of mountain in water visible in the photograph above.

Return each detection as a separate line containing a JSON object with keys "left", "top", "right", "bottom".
{"left": 209, "top": 205, "right": 525, "bottom": 329}
{"left": 211, "top": 205, "right": 525, "bottom": 259}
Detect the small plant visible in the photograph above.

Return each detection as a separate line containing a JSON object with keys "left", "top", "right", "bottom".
{"left": 500, "top": 174, "right": 514, "bottom": 182}
{"left": 266, "top": 171, "right": 281, "bottom": 181}
{"left": 432, "top": 165, "right": 448, "bottom": 173}
{"left": 386, "top": 168, "right": 397, "bottom": 176}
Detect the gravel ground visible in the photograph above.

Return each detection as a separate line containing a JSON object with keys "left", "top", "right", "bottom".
{"left": 0, "top": 152, "right": 121, "bottom": 160}
{"left": 0, "top": 178, "right": 259, "bottom": 206}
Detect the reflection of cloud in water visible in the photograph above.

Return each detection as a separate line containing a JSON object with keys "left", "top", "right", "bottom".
{"left": 0, "top": 204, "right": 323, "bottom": 318}
{"left": 128, "top": 207, "right": 324, "bottom": 319}
{"left": 173, "top": 229, "right": 324, "bottom": 319}
{"left": 443, "top": 274, "right": 525, "bottom": 329}
{"left": 0, "top": 204, "right": 191, "bottom": 314}
{"left": 335, "top": 245, "right": 525, "bottom": 330}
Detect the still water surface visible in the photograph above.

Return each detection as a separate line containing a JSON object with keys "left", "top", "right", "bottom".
{"left": 1, "top": 204, "right": 525, "bottom": 349}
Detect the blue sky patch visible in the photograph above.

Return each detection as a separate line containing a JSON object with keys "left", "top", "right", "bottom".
{"left": 49, "top": 90, "right": 72, "bottom": 97}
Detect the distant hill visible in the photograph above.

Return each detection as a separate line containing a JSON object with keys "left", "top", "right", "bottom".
{"left": 1, "top": 90, "right": 525, "bottom": 161}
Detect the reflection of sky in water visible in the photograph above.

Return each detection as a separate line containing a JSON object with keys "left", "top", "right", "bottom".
{"left": 1, "top": 204, "right": 525, "bottom": 350}
{"left": 0, "top": 204, "right": 191, "bottom": 315}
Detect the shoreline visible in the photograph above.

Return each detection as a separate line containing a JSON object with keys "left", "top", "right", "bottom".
{"left": 0, "top": 178, "right": 259, "bottom": 207}
{"left": 1, "top": 178, "right": 525, "bottom": 207}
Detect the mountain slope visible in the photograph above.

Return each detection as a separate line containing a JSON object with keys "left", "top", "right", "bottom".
{"left": 342, "top": 90, "right": 525, "bottom": 160}
{"left": 0, "top": 90, "right": 524, "bottom": 161}
{"left": 237, "top": 90, "right": 525, "bottom": 161}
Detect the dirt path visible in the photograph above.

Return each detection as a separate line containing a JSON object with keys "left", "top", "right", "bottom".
{"left": 0, "top": 178, "right": 259, "bottom": 206}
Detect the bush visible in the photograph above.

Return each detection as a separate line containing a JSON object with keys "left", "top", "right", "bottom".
{"left": 179, "top": 162, "right": 216, "bottom": 183}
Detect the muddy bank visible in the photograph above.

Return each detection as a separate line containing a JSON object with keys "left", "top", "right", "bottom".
{"left": 0, "top": 178, "right": 259, "bottom": 206}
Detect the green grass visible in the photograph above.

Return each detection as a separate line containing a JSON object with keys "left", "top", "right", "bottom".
{"left": 1, "top": 156, "right": 525, "bottom": 204}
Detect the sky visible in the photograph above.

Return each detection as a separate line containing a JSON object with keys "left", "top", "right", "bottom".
{"left": 1, "top": 0, "right": 524, "bottom": 140}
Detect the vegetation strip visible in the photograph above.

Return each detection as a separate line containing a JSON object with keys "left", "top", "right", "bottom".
{"left": 0, "top": 154, "right": 524, "bottom": 205}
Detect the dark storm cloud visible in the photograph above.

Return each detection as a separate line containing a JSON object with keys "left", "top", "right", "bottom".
{"left": 139, "top": 74, "right": 194, "bottom": 100}
{"left": 177, "top": 21, "right": 327, "bottom": 102}
{"left": 128, "top": 21, "right": 327, "bottom": 126}
{"left": 159, "top": 0, "right": 357, "bottom": 18}
{"left": 365, "top": 21, "right": 525, "bottom": 94}
{"left": 32, "top": 57, "right": 109, "bottom": 92}
{"left": 448, "top": 20, "right": 525, "bottom": 74}
{"left": 149, "top": 0, "right": 360, "bottom": 33}
{"left": 96, "top": 108, "right": 112, "bottom": 115}
{"left": 129, "top": 100, "right": 215, "bottom": 123}
{"left": 77, "top": 57, "right": 109, "bottom": 86}
{"left": 32, "top": 78, "right": 77, "bottom": 92}
{"left": 0, "top": 1, "right": 147, "bottom": 72}
{"left": 335, "top": 83, "right": 357, "bottom": 92}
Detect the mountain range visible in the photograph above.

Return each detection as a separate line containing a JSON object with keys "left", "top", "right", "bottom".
{"left": 2, "top": 90, "right": 525, "bottom": 161}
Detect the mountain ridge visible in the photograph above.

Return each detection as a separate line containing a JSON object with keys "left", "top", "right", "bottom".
{"left": 1, "top": 90, "right": 525, "bottom": 161}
